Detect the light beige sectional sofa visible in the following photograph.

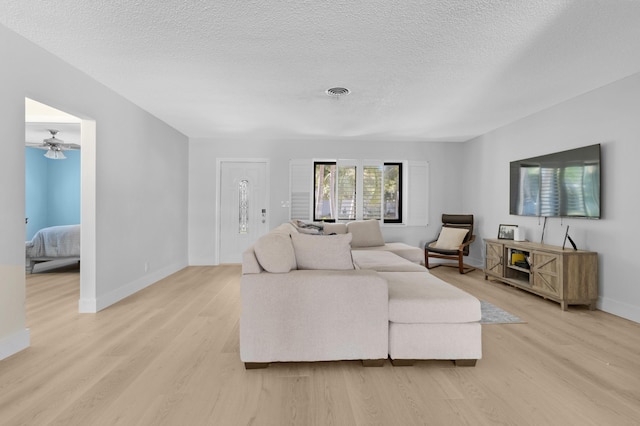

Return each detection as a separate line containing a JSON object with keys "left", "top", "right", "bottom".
{"left": 240, "top": 220, "right": 482, "bottom": 369}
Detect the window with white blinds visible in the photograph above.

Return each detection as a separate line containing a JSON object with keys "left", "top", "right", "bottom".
{"left": 296, "top": 160, "right": 413, "bottom": 223}
{"left": 289, "top": 159, "right": 427, "bottom": 225}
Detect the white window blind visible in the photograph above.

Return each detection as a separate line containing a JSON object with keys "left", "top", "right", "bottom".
{"left": 336, "top": 164, "right": 357, "bottom": 220}
{"left": 289, "top": 159, "right": 313, "bottom": 220}
{"left": 362, "top": 164, "right": 383, "bottom": 220}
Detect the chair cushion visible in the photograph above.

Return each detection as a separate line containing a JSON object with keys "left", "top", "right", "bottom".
{"left": 347, "top": 220, "right": 385, "bottom": 248}
{"left": 432, "top": 227, "right": 468, "bottom": 250}
{"left": 291, "top": 233, "right": 355, "bottom": 270}
{"left": 254, "top": 233, "right": 297, "bottom": 273}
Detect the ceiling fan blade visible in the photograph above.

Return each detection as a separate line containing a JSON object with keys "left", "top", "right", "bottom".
{"left": 59, "top": 143, "right": 81, "bottom": 150}
{"left": 25, "top": 142, "right": 49, "bottom": 150}
{"left": 44, "top": 136, "right": 65, "bottom": 144}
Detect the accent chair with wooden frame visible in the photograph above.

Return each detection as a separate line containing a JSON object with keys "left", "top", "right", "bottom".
{"left": 424, "top": 214, "right": 476, "bottom": 274}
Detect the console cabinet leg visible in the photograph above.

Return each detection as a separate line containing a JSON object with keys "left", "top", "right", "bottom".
{"left": 455, "top": 359, "right": 477, "bottom": 367}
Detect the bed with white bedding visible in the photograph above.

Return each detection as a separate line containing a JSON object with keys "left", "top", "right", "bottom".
{"left": 25, "top": 224, "right": 80, "bottom": 273}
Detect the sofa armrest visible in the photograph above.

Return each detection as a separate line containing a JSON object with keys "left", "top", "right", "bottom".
{"left": 242, "top": 246, "right": 264, "bottom": 274}
{"left": 240, "top": 269, "right": 389, "bottom": 363}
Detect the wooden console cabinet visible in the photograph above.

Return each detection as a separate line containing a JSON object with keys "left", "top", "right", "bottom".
{"left": 484, "top": 239, "right": 598, "bottom": 310}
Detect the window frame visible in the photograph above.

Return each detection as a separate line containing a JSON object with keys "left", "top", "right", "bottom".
{"left": 313, "top": 161, "right": 338, "bottom": 222}
{"left": 312, "top": 160, "right": 403, "bottom": 224}
{"left": 383, "top": 162, "right": 403, "bottom": 224}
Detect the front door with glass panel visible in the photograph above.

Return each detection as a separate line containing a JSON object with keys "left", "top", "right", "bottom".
{"left": 219, "top": 161, "right": 269, "bottom": 263}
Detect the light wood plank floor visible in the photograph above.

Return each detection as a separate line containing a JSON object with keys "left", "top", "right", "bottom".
{"left": 2, "top": 264, "right": 640, "bottom": 425}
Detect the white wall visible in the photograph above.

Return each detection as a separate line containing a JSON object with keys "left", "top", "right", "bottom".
{"left": 188, "top": 139, "right": 465, "bottom": 264}
{"left": 0, "top": 24, "right": 189, "bottom": 359}
{"left": 462, "top": 72, "right": 640, "bottom": 323}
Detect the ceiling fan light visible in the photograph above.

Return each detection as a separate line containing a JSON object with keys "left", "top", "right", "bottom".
{"left": 44, "top": 148, "right": 66, "bottom": 160}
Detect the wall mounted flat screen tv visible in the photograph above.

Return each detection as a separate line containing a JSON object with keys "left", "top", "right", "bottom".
{"left": 510, "top": 144, "right": 601, "bottom": 218}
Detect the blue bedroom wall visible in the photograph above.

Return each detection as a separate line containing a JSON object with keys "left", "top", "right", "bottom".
{"left": 47, "top": 150, "right": 81, "bottom": 227}
{"left": 25, "top": 147, "right": 48, "bottom": 240}
{"left": 25, "top": 147, "right": 80, "bottom": 241}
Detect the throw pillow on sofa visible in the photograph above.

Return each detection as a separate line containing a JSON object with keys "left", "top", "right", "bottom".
{"left": 323, "top": 223, "right": 347, "bottom": 235}
{"left": 346, "top": 220, "right": 385, "bottom": 248}
{"left": 431, "top": 227, "right": 469, "bottom": 250}
{"left": 254, "top": 233, "right": 297, "bottom": 273}
{"left": 291, "top": 233, "right": 355, "bottom": 270}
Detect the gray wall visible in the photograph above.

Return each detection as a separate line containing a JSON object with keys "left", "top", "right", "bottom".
{"left": 462, "top": 72, "right": 640, "bottom": 322}
{"left": 188, "top": 139, "right": 466, "bottom": 264}
{"left": 0, "top": 24, "right": 189, "bottom": 359}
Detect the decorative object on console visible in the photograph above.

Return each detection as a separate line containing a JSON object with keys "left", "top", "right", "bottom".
{"left": 498, "top": 224, "right": 518, "bottom": 240}
{"left": 425, "top": 214, "right": 476, "bottom": 274}
{"left": 513, "top": 227, "right": 526, "bottom": 241}
{"left": 563, "top": 226, "right": 578, "bottom": 250}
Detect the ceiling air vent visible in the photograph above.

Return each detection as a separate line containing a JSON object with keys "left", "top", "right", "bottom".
{"left": 326, "top": 87, "right": 350, "bottom": 97}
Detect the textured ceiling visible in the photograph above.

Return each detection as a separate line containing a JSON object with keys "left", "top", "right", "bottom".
{"left": 3, "top": 1, "right": 640, "bottom": 142}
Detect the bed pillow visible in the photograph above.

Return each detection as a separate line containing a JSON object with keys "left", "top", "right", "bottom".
{"left": 323, "top": 223, "right": 347, "bottom": 235}
{"left": 291, "top": 233, "right": 354, "bottom": 270}
{"left": 254, "top": 233, "right": 297, "bottom": 273}
{"left": 433, "top": 227, "right": 469, "bottom": 250}
{"left": 346, "top": 220, "right": 385, "bottom": 248}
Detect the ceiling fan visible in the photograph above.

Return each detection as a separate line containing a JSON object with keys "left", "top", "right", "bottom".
{"left": 26, "top": 129, "right": 80, "bottom": 160}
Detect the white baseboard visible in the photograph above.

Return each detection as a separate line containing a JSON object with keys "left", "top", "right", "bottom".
{"left": 188, "top": 258, "right": 217, "bottom": 266}
{"left": 0, "top": 329, "right": 30, "bottom": 361}
{"left": 78, "top": 261, "right": 188, "bottom": 313}
{"left": 78, "top": 297, "right": 97, "bottom": 313}
{"left": 599, "top": 297, "right": 640, "bottom": 324}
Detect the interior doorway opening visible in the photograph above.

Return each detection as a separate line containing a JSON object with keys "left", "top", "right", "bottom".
{"left": 24, "top": 98, "right": 97, "bottom": 313}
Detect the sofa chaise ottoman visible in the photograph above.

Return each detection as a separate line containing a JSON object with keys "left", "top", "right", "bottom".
{"left": 382, "top": 272, "right": 482, "bottom": 366}
{"left": 352, "top": 250, "right": 482, "bottom": 366}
